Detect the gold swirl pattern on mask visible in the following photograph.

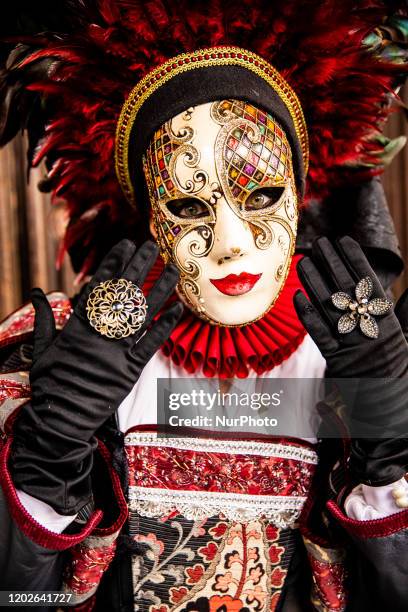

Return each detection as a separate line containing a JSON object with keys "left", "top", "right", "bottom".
{"left": 143, "top": 123, "right": 215, "bottom": 261}
{"left": 115, "top": 47, "right": 309, "bottom": 206}
{"left": 143, "top": 97, "right": 298, "bottom": 327}
{"left": 144, "top": 100, "right": 295, "bottom": 259}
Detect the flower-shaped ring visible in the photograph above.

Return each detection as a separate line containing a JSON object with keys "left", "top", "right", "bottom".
{"left": 331, "top": 276, "right": 393, "bottom": 339}
{"left": 86, "top": 278, "right": 148, "bottom": 339}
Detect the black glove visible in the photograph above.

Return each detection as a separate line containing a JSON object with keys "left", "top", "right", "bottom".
{"left": 395, "top": 288, "right": 408, "bottom": 342}
{"left": 294, "top": 236, "right": 408, "bottom": 485}
{"left": 11, "top": 240, "right": 183, "bottom": 514}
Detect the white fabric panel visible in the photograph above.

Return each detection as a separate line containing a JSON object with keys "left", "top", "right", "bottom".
{"left": 16, "top": 489, "right": 77, "bottom": 533}
{"left": 345, "top": 477, "right": 408, "bottom": 520}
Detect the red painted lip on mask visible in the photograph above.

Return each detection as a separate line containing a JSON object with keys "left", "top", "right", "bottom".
{"left": 210, "top": 272, "right": 262, "bottom": 296}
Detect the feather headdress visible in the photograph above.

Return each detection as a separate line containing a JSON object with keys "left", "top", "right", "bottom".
{"left": 1, "top": 0, "right": 407, "bottom": 276}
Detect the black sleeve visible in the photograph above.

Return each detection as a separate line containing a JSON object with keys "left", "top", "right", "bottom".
{"left": 328, "top": 498, "right": 408, "bottom": 611}
{"left": 0, "top": 486, "right": 65, "bottom": 590}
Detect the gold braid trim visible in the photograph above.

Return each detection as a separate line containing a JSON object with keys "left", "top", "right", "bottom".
{"left": 115, "top": 46, "right": 309, "bottom": 206}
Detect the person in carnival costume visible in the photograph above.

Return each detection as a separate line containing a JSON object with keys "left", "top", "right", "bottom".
{"left": 0, "top": 1, "right": 408, "bottom": 610}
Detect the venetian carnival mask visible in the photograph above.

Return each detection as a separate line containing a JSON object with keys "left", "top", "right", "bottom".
{"left": 143, "top": 99, "right": 298, "bottom": 326}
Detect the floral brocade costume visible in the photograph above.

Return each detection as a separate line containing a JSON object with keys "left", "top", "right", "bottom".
{"left": 124, "top": 431, "right": 319, "bottom": 612}
{"left": 0, "top": 274, "right": 375, "bottom": 612}
{"left": 1, "top": 2, "right": 408, "bottom": 612}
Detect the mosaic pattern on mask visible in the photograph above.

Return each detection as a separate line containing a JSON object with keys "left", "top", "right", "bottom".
{"left": 213, "top": 100, "right": 291, "bottom": 208}
{"left": 144, "top": 101, "right": 297, "bottom": 324}
{"left": 144, "top": 100, "right": 294, "bottom": 262}
{"left": 146, "top": 127, "right": 183, "bottom": 248}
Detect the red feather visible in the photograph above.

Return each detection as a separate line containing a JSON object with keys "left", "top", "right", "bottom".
{"left": 1, "top": 0, "right": 407, "bottom": 275}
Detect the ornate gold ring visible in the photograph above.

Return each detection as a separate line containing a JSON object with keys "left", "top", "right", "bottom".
{"left": 86, "top": 278, "right": 148, "bottom": 339}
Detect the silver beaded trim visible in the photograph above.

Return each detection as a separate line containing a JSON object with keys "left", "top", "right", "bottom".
{"left": 128, "top": 486, "right": 306, "bottom": 528}
{"left": 124, "top": 432, "right": 318, "bottom": 464}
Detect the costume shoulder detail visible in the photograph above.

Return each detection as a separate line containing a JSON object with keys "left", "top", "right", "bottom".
{"left": 0, "top": 293, "right": 72, "bottom": 433}
{"left": 0, "top": 292, "right": 72, "bottom": 350}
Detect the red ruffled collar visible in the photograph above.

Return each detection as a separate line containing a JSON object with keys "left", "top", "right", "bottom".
{"left": 144, "top": 254, "right": 306, "bottom": 378}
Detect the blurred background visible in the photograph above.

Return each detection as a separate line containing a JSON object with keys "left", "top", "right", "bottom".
{"left": 0, "top": 101, "right": 407, "bottom": 320}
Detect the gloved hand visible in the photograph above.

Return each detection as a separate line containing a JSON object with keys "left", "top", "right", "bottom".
{"left": 395, "top": 288, "right": 408, "bottom": 342}
{"left": 11, "top": 239, "right": 183, "bottom": 514}
{"left": 294, "top": 236, "right": 408, "bottom": 485}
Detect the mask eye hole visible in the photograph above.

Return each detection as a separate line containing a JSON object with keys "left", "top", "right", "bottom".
{"left": 244, "top": 186, "right": 285, "bottom": 211}
{"left": 166, "top": 198, "right": 210, "bottom": 220}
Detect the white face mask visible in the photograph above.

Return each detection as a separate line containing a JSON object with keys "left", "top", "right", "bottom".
{"left": 143, "top": 99, "right": 298, "bottom": 326}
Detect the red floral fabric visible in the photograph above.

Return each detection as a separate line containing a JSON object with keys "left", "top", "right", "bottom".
{"left": 63, "top": 534, "right": 118, "bottom": 598}
{"left": 128, "top": 513, "right": 291, "bottom": 612}
{"left": 302, "top": 535, "right": 348, "bottom": 612}
{"left": 0, "top": 377, "right": 29, "bottom": 401}
{"left": 0, "top": 293, "right": 72, "bottom": 348}
{"left": 0, "top": 374, "right": 30, "bottom": 432}
{"left": 126, "top": 440, "right": 315, "bottom": 497}
{"left": 125, "top": 432, "right": 318, "bottom": 612}
{"left": 308, "top": 556, "right": 347, "bottom": 611}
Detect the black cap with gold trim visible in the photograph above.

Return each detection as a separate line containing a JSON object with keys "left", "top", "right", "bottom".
{"left": 115, "top": 47, "right": 309, "bottom": 208}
